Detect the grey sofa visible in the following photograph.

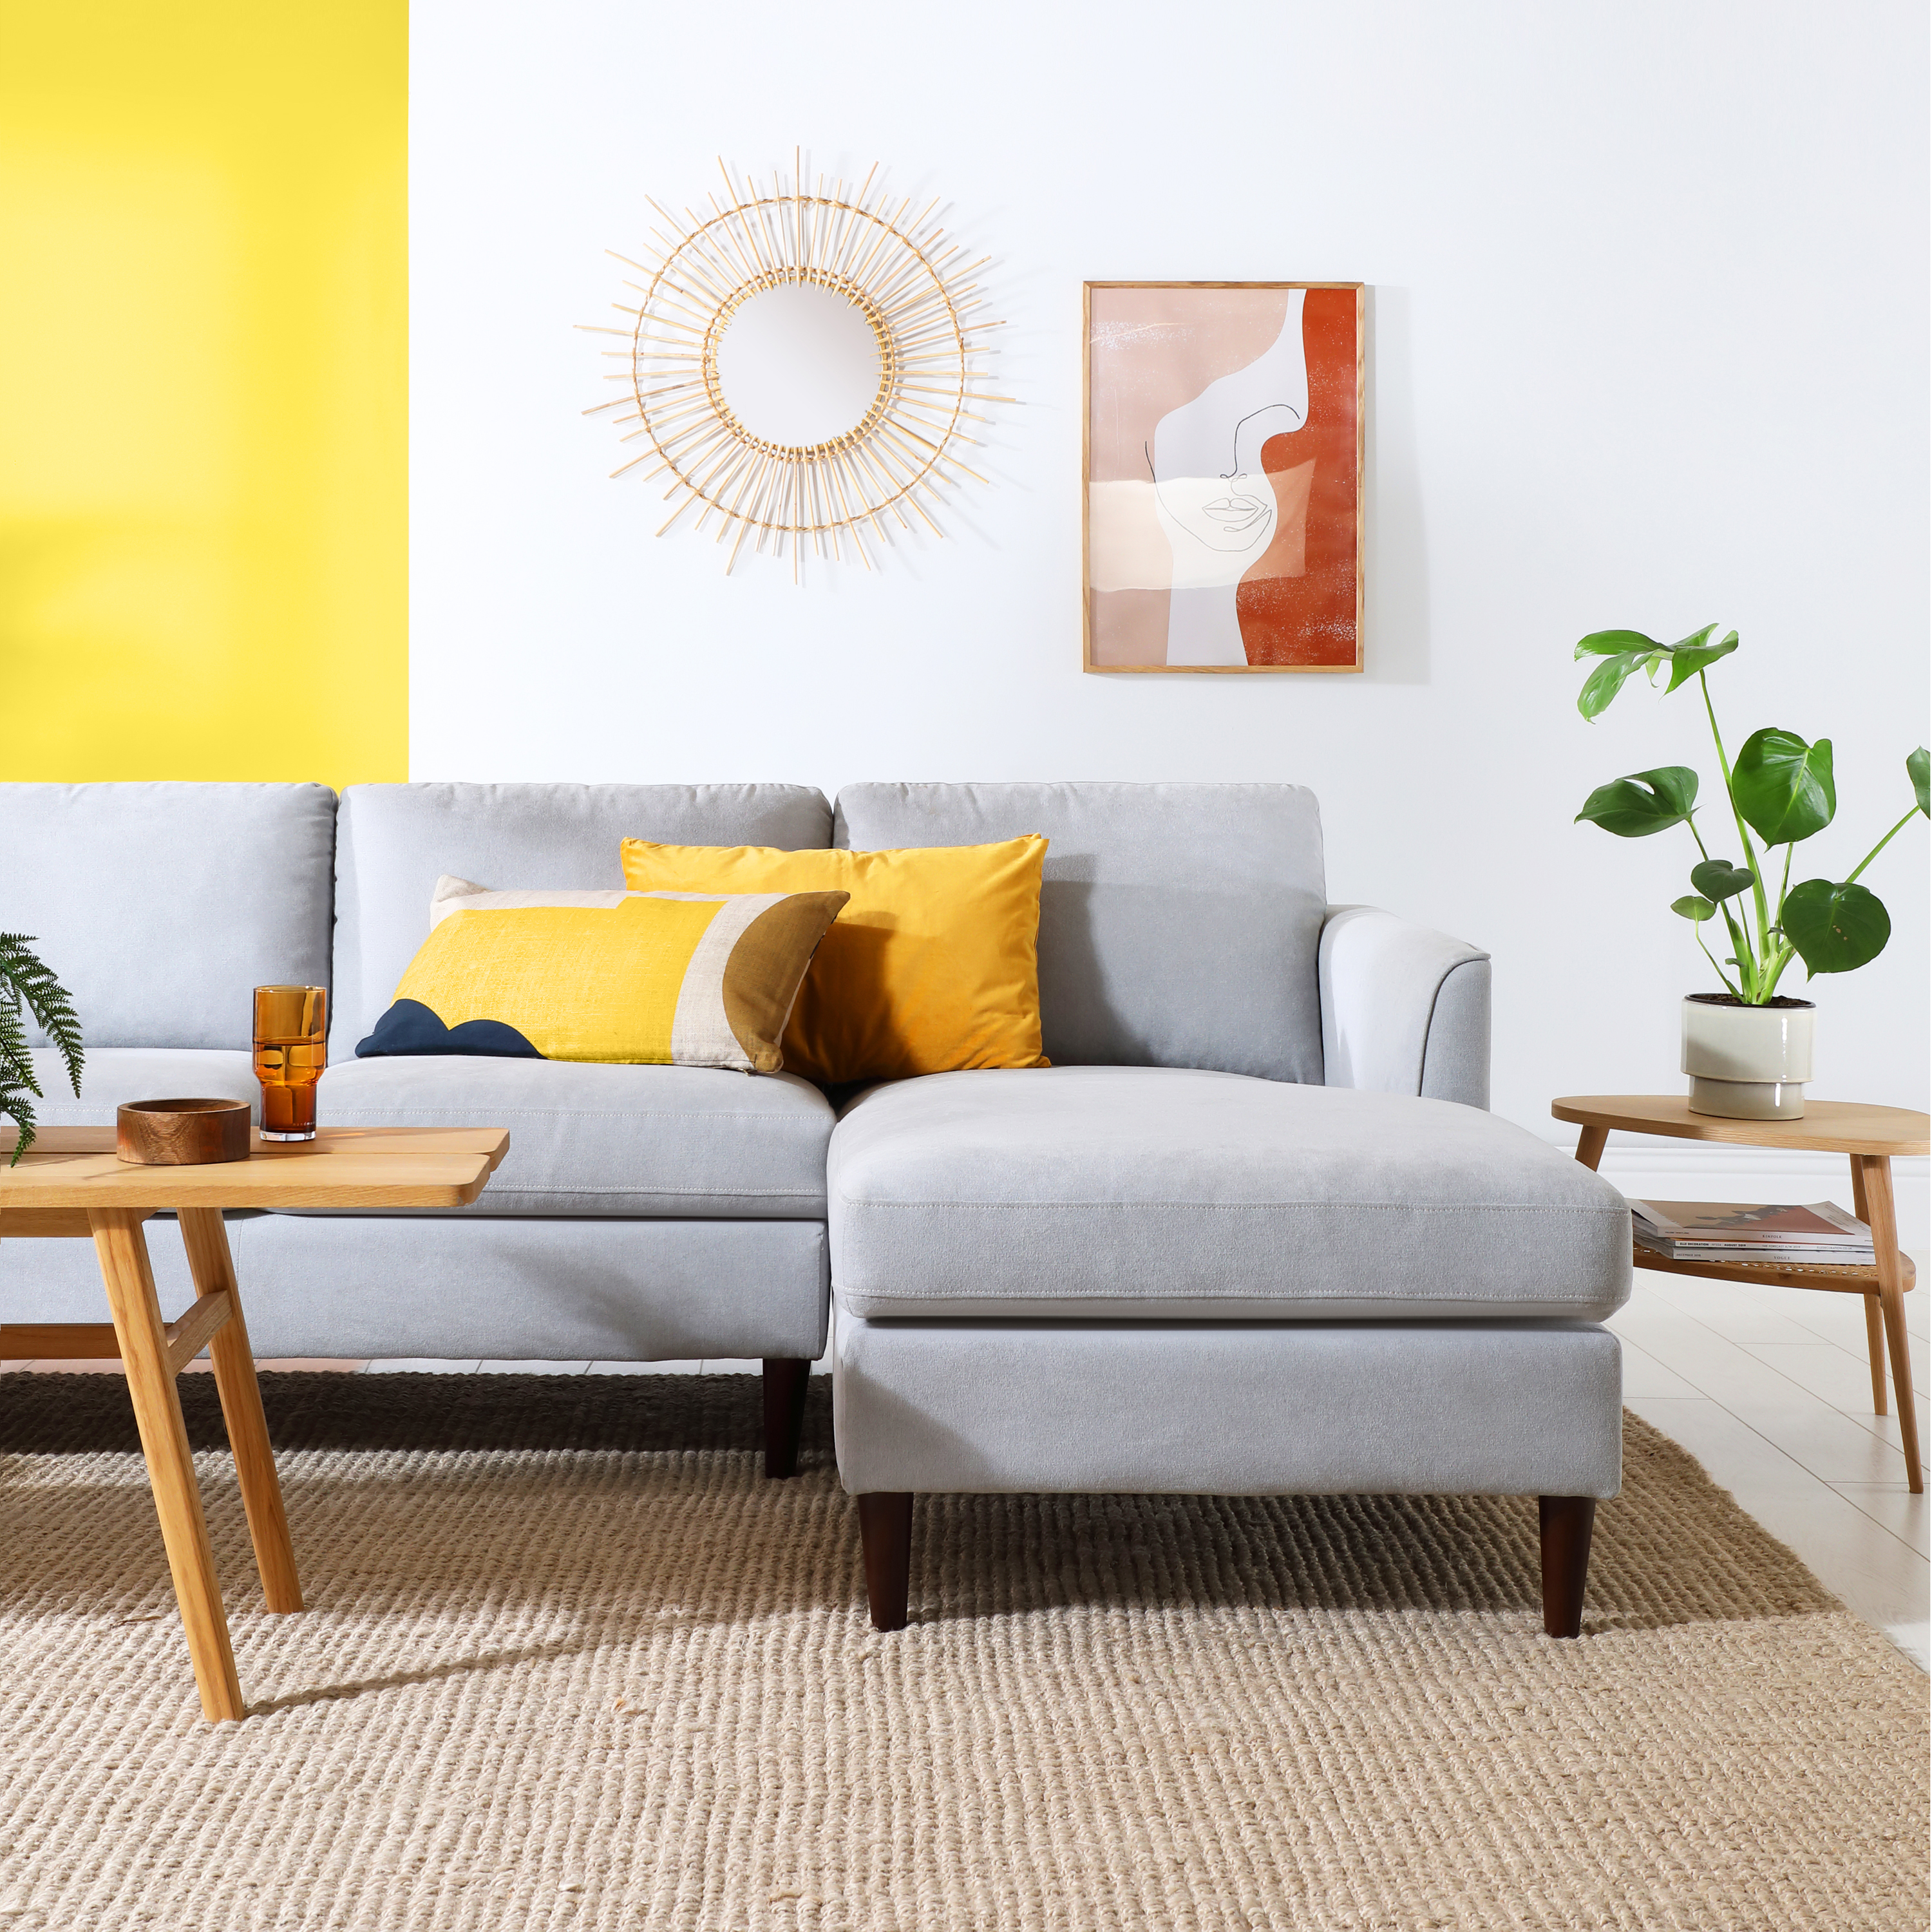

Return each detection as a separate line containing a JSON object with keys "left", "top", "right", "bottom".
{"left": 820, "top": 787, "right": 1629, "bottom": 1636}
{"left": 3, "top": 781, "right": 838, "bottom": 1473}
{"left": 3, "top": 779, "right": 1631, "bottom": 1632}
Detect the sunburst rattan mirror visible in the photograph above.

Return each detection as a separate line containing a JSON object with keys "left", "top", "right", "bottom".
{"left": 583, "top": 154, "right": 1006, "bottom": 579}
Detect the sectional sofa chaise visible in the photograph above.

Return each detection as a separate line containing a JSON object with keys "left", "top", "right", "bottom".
{"left": 3, "top": 781, "right": 1631, "bottom": 1634}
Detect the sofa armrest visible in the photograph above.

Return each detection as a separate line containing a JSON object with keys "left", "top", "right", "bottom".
{"left": 1318, "top": 905, "right": 1492, "bottom": 1107}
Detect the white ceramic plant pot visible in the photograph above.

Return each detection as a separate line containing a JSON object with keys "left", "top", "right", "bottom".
{"left": 1681, "top": 995, "right": 1815, "bottom": 1120}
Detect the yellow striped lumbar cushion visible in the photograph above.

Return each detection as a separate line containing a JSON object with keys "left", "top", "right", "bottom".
{"left": 388, "top": 885, "right": 848, "bottom": 1072}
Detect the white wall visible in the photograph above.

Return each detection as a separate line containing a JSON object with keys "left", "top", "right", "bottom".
{"left": 412, "top": 1, "right": 1929, "bottom": 1225}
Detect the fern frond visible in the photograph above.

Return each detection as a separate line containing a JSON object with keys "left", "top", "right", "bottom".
{"left": 0, "top": 931, "right": 84, "bottom": 1097}
{"left": 1, "top": 1070, "right": 37, "bottom": 1166}
{"left": 0, "top": 978, "right": 37, "bottom": 1099}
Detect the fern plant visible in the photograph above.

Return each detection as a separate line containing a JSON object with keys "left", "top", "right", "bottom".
{"left": 1, "top": 933, "right": 84, "bottom": 1164}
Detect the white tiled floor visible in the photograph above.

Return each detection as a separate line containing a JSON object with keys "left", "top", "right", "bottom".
{"left": 1610, "top": 1250, "right": 1929, "bottom": 1671}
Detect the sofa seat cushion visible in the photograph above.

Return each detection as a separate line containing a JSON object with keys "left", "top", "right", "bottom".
{"left": 828, "top": 1067, "right": 1631, "bottom": 1320}
{"left": 25, "top": 1047, "right": 261, "bottom": 1125}
{"left": 313, "top": 1056, "right": 833, "bottom": 1217}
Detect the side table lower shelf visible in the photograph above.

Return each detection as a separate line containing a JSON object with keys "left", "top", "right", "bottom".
{"left": 1631, "top": 1245, "right": 1918, "bottom": 1448}
{"left": 1633, "top": 1245, "right": 1917, "bottom": 1298}
{"left": 1555, "top": 1094, "right": 1926, "bottom": 1495}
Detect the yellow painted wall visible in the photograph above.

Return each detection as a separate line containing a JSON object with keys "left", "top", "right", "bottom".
{"left": 0, "top": 2, "right": 406, "bottom": 786}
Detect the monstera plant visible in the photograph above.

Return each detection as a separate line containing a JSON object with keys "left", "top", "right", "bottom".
{"left": 1, "top": 933, "right": 83, "bottom": 1163}
{"left": 1573, "top": 625, "right": 1928, "bottom": 1001}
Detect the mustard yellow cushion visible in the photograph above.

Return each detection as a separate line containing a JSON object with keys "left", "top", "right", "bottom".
{"left": 383, "top": 889, "right": 848, "bottom": 1072}
{"left": 618, "top": 837, "right": 1050, "bottom": 1086}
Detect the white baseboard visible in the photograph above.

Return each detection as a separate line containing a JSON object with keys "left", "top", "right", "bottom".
{"left": 1564, "top": 1137, "right": 1931, "bottom": 1250}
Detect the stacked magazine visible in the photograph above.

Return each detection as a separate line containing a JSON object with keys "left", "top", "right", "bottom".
{"left": 1629, "top": 1200, "right": 1876, "bottom": 1266}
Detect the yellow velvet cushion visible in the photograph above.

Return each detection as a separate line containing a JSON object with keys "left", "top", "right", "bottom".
{"left": 618, "top": 836, "right": 1050, "bottom": 1085}
{"left": 388, "top": 889, "right": 848, "bottom": 1072}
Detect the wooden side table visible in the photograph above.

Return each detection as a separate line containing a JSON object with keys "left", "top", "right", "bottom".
{"left": 1552, "top": 1096, "right": 1929, "bottom": 1493}
{"left": 1, "top": 1125, "right": 507, "bottom": 1720}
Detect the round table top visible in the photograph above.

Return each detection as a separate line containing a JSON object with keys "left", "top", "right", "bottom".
{"left": 1551, "top": 1095, "right": 1929, "bottom": 1157}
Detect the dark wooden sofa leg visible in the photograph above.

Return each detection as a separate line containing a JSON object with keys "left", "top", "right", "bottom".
{"left": 761, "top": 1358, "right": 811, "bottom": 1478}
{"left": 1539, "top": 1495, "right": 1596, "bottom": 1637}
{"left": 858, "top": 1492, "right": 913, "bottom": 1631}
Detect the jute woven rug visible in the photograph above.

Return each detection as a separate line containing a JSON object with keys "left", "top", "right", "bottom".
{"left": 0, "top": 1374, "right": 1924, "bottom": 1932}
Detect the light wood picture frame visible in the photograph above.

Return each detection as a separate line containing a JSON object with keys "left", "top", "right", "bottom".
{"left": 1083, "top": 281, "right": 1365, "bottom": 674}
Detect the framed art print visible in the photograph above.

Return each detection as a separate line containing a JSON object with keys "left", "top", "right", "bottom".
{"left": 1083, "top": 281, "right": 1364, "bottom": 672}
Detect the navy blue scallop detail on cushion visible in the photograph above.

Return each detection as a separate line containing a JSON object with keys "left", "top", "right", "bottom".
{"left": 354, "top": 998, "right": 544, "bottom": 1059}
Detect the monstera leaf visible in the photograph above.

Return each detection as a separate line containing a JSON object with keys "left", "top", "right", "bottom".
{"left": 1781, "top": 878, "right": 1891, "bottom": 975}
{"left": 1732, "top": 728, "right": 1836, "bottom": 847}
{"left": 1575, "top": 766, "right": 1699, "bottom": 837}
{"left": 1690, "top": 860, "right": 1754, "bottom": 904}
{"left": 1574, "top": 625, "right": 1739, "bottom": 720}
{"left": 1566, "top": 618, "right": 1926, "bottom": 998}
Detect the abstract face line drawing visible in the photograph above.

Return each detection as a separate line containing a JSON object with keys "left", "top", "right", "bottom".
{"left": 1084, "top": 281, "right": 1363, "bottom": 674}
{"left": 1146, "top": 401, "right": 1305, "bottom": 541}
{"left": 1146, "top": 289, "right": 1309, "bottom": 663}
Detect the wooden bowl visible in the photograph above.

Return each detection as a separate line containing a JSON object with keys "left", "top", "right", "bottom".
{"left": 116, "top": 1098, "right": 252, "bottom": 1166}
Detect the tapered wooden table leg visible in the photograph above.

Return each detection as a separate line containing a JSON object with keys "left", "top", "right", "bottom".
{"left": 178, "top": 1208, "right": 302, "bottom": 1613}
{"left": 1861, "top": 1294, "right": 1889, "bottom": 1416}
{"left": 1850, "top": 1159, "right": 1889, "bottom": 1416}
{"left": 1573, "top": 1124, "right": 1608, "bottom": 1172}
{"left": 1857, "top": 1157, "right": 1922, "bottom": 1494}
{"left": 90, "top": 1208, "right": 245, "bottom": 1721}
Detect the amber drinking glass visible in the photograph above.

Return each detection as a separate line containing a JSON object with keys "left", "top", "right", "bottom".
{"left": 254, "top": 985, "right": 327, "bottom": 1142}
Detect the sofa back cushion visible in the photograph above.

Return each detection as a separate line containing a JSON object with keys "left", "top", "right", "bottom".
{"left": 332, "top": 783, "right": 833, "bottom": 1050}
{"left": 0, "top": 782, "right": 336, "bottom": 1050}
{"left": 833, "top": 782, "right": 1327, "bottom": 1083}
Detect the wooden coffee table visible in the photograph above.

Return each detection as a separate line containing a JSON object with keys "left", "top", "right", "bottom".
{"left": 1553, "top": 1095, "right": 1928, "bottom": 1493}
{"left": 0, "top": 1125, "right": 508, "bottom": 1720}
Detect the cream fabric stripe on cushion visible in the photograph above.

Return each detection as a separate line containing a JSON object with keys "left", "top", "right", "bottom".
{"left": 429, "top": 875, "right": 630, "bottom": 931}
{"left": 662, "top": 892, "right": 790, "bottom": 1070}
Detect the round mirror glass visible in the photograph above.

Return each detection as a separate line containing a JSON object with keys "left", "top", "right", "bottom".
{"left": 714, "top": 283, "right": 882, "bottom": 448}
